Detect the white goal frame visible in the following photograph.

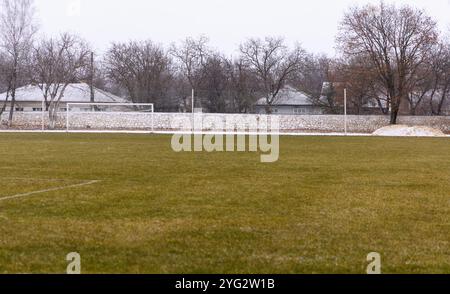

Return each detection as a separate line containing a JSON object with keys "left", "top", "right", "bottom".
{"left": 66, "top": 103, "right": 155, "bottom": 132}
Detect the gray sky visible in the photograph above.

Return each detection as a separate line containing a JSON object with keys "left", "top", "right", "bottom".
{"left": 34, "top": 0, "right": 450, "bottom": 56}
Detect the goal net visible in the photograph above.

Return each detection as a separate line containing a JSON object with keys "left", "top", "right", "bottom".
{"left": 66, "top": 103, "right": 154, "bottom": 132}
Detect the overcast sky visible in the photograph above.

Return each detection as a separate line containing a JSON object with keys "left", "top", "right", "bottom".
{"left": 34, "top": 0, "right": 450, "bottom": 56}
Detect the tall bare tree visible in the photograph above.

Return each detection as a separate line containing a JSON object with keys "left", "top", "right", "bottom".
{"left": 0, "top": 51, "right": 11, "bottom": 116}
{"left": 228, "top": 57, "right": 259, "bottom": 113}
{"left": 293, "top": 55, "right": 328, "bottom": 100}
{"left": 336, "top": 55, "right": 383, "bottom": 114}
{"left": 199, "top": 53, "right": 231, "bottom": 113}
{"left": 104, "top": 40, "right": 173, "bottom": 109}
{"left": 30, "top": 33, "right": 91, "bottom": 128}
{"left": 406, "top": 59, "right": 436, "bottom": 115}
{"left": 292, "top": 55, "right": 341, "bottom": 113}
{"left": 0, "top": 0, "right": 37, "bottom": 126}
{"left": 240, "top": 37, "right": 306, "bottom": 114}
{"left": 337, "top": 2, "right": 438, "bottom": 124}
{"left": 427, "top": 42, "right": 450, "bottom": 115}
{"left": 170, "top": 36, "right": 210, "bottom": 110}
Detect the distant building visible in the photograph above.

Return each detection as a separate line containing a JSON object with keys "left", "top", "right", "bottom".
{"left": 0, "top": 83, "right": 128, "bottom": 112}
{"left": 254, "top": 86, "right": 324, "bottom": 115}
{"left": 320, "top": 82, "right": 450, "bottom": 115}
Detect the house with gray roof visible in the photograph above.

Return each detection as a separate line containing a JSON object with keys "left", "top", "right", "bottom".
{"left": 0, "top": 83, "right": 128, "bottom": 113}
{"left": 254, "top": 86, "right": 324, "bottom": 115}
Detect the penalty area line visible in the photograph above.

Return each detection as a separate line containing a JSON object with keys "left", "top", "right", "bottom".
{"left": 0, "top": 180, "right": 101, "bottom": 202}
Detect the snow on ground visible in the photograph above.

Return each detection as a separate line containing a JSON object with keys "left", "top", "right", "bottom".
{"left": 373, "top": 125, "right": 445, "bottom": 137}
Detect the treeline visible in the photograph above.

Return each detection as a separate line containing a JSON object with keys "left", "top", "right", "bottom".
{"left": 104, "top": 36, "right": 309, "bottom": 114}
{"left": 1, "top": 0, "right": 449, "bottom": 126}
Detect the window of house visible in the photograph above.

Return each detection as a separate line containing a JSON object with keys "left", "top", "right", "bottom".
{"left": 32, "top": 108, "right": 43, "bottom": 112}
{"left": 294, "top": 108, "right": 309, "bottom": 115}
{"left": 15, "top": 107, "right": 24, "bottom": 112}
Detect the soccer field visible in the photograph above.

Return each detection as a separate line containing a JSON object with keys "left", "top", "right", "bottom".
{"left": 0, "top": 133, "right": 449, "bottom": 274}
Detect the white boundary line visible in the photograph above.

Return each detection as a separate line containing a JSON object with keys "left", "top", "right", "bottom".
{"left": 2, "top": 177, "right": 77, "bottom": 181}
{"left": 0, "top": 129, "right": 449, "bottom": 138}
{"left": 0, "top": 180, "right": 101, "bottom": 202}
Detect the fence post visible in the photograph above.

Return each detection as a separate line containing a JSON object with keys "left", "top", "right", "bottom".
{"left": 66, "top": 104, "right": 70, "bottom": 132}
{"left": 344, "top": 88, "right": 348, "bottom": 136}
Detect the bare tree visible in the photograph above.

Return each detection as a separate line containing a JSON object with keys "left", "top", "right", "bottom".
{"left": 293, "top": 55, "right": 340, "bottom": 113}
{"left": 336, "top": 55, "right": 382, "bottom": 114}
{"left": 170, "top": 36, "right": 210, "bottom": 110}
{"left": 240, "top": 37, "right": 306, "bottom": 114}
{"left": 406, "top": 60, "right": 436, "bottom": 115}
{"left": 0, "top": 0, "right": 37, "bottom": 126}
{"left": 293, "top": 54, "right": 327, "bottom": 99}
{"left": 0, "top": 51, "right": 12, "bottom": 116}
{"left": 104, "top": 40, "right": 173, "bottom": 110}
{"left": 427, "top": 42, "right": 450, "bottom": 115}
{"left": 199, "top": 53, "right": 231, "bottom": 113}
{"left": 228, "top": 58, "right": 259, "bottom": 113}
{"left": 337, "top": 2, "right": 438, "bottom": 124}
{"left": 30, "top": 33, "right": 91, "bottom": 128}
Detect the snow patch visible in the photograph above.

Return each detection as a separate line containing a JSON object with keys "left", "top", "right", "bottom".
{"left": 373, "top": 125, "right": 445, "bottom": 137}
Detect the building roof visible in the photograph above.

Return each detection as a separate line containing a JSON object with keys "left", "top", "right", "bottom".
{"left": 0, "top": 83, "right": 128, "bottom": 103}
{"left": 255, "top": 86, "right": 315, "bottom": 106}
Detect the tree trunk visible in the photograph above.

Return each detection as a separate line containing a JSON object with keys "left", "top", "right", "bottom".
{"left": 8, "top": 59, "right": 18, "bottom": 128}
{"left": 436, "top": 86, "right": 449, "bottom": 115}
{"left": 390, "top": 109, "right": 399, "bottom": 124}
{"left": 390, "top": 97, "right": 400, "bottom": 125}
{"left": 8, "top": 89, "right": 16, "bottom": 128}
{"left": 0, "top": 89, "right": 10, "bottom": 116}
{"left": 49, "top": 104, "right": 57, "bottom": 130}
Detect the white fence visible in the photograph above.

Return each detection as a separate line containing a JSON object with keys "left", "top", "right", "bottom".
{"left": 66, "top": 103, "right": 154, "bottom": 131}
{"left": 1, "top": 112, "right": 450, "bottom": 134}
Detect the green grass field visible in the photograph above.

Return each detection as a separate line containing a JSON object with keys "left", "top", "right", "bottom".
{"left": 0, "top": 133, "right": 449, "bottom": 274}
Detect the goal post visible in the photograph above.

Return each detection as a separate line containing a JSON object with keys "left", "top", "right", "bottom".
{"left": 66, "top": 103, "right": 155, "bottom": 132}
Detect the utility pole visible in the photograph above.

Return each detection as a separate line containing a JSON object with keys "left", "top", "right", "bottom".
{"left": 90, "top": 52, "right": 95, "bottom": 104}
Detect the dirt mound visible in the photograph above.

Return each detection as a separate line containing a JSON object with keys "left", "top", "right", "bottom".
{"left": 373, "top": 125, "right": 445, "bottom": 137}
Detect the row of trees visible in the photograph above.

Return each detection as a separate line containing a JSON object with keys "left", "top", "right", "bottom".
{"left": 104, "top": 36, "right": 308, "bottom": 114}
{"left": 0, "top": 0, "right": 91, "bottom": 127}
{"left": 1, "top": 0, "right": 450, "bottom": 126}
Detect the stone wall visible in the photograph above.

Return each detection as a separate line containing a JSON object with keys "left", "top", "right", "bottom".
{"left": 1, "top": 112, "right": 450, "bottom": 134}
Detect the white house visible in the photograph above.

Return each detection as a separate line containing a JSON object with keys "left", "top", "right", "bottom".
{"left": 254, "top": 86, "right": 324, "bottom": 115}
{"left": 0, "top": 83, "right": 128, "bottom": 112}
